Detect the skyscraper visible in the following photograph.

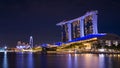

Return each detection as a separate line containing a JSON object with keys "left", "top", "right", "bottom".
{"left": 29, "top": 36, "right": 33, "bottom": 48}
{"left": 56, "top": 10, "right": 98, "bottom": 42}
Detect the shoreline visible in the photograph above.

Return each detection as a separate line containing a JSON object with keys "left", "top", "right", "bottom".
{"left": 1, "top": 50, "right": 120, "bottom": 54}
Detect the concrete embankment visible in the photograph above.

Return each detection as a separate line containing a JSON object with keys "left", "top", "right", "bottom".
{"left": 46, "top": 51, "right": 120, "bottom": 54}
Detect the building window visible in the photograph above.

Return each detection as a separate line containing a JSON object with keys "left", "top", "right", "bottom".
{"left": 113, "top": 41, "right": 118, "bottom": 46}
{"left": 71, "top": 20, "right": 80, "bottom": 39}
{"left": 105, "top": 40, "right": 111, "bottom": 46}
{"left": 84, "top": 15, "right": 93, "bottom": 36}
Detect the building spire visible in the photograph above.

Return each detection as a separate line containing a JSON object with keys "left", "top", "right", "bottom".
{"left": 29, "top": 36, "right": 33, "bottom": 48}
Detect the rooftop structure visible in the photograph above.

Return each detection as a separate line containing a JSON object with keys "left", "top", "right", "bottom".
{"left": 56, "top": 10, "right": 120, "bottom": 50}
{"left": 57, "top": 10, "right": 98, "bottom": 42}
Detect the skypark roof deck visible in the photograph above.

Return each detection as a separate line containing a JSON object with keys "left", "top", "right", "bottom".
{"left": 56, "top": 10, "right": 98, "bottom": 26}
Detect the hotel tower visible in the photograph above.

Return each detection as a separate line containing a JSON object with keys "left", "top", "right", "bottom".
{"left": 56, "top": 11, "right": 98, "bottom": 42}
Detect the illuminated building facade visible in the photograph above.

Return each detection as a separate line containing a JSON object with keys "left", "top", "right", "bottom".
{"left": 16, "top": 41, "right": 31, "bottom": 49}
{"left": 16, "top": 36, "right": 34, "bottom": 50}
{"left": 57, "top": 10, "right": 98, "bottom": 42}
{"left": 56, "top": 10, "right": 120, "bottom": 50}
{"left": 61, "top": 24, "right": 69, "bottom": 42}
{"left": 29, "top": 36, "right": 33, "bottom": 48}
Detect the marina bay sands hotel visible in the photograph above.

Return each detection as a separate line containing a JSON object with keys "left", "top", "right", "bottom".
{"left": 56, "top": 10, "right": 120, "bottom": 48}
{"left": 57, "top": 10, "right": 98, "bottom": 42}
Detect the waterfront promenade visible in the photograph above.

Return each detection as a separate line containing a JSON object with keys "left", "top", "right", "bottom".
{"left": 1, "top": 49, "right": 120, "bottom": 54}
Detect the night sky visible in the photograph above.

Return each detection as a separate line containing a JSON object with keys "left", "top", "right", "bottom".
{"left": 0, "top": 0, "right": 120, "bottom": 47}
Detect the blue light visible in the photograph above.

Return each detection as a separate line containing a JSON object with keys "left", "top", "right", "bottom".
{"left": 68, "top": 54, "right": 72, "bottom": 68}
{"left": 28, "top": 52, "right": 34, "bottom": 68}
{"left": 55, "top": 42, "right": 62, "bottom": 46}
{"left": 41, "top": 44, "right": 48, "bottom": 47}
{"left": 3, "top": 51, "right": 8, "bottom": 68}
{"left": 20, "top": 46, "right": 23, "bottom": 49}
{"left": 65, "top": 33, "right": 106, "bottom": 43}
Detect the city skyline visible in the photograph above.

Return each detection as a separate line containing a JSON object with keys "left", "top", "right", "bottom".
{"left": 0, "top": 0, "right": 120, "bottom": 47}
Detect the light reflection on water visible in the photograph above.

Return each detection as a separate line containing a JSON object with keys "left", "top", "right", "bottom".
{"left": 3, "top": 51, "right": 8, "bottom": 68}
{"left": 16, "top": 52, "right": 34, "bottom": 68}
{"left": 99, "top": 54, "right": 105, "bottom": 68}
{"left": 16, "top": 53, "right": 24, "bottom": 68}
{"left": 27, "top": 52, "right": 34, "bottom": 68}
{"left": 1, "top": 53, "right": 120, "bottom": 68}
{"left": 83, "top": 54, "right": 99, "bottom": 68}
{"left": 68, "top": 54, "right": 72, "bottom": 68}
{"left": 74, "top": 54, "right": 78, "bottom": 68}
{"left": 67, "top": 54, "right": 79, "bottom": 68}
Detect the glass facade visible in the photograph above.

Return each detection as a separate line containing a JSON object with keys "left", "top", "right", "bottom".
{"left": 62, "top": 24, "right": 68, "bottom": 42}
{"left": 71, "top": 20, "right": 80, "bottom": 39}
{"left": 84, "top": 15, "right": 93, "bottom": 36}
{"left": 57, "top": 11, "right": 98, "bottom": 42}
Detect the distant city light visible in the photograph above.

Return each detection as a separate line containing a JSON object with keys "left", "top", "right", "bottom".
{"left": 98, "top": 49, "right": 105, "bottom": 52}
{"left": 4, "top": 46, "right": 7, "bottom": 49}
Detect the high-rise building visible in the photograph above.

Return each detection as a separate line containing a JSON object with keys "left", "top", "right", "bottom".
{"left": 29, "top": 36, "right": 33, "bottom": 48}
{"left": 56, "top": 10, "right": 98, "bottom": 42}
{"left": 56, "top": 10, "right": 120, "bottom": 50}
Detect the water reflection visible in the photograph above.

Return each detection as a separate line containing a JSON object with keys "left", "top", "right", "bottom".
{"left": 84, "top": 54, "right": 99, "bottom": 68}
{"left": 16, "top": 52, "right": 34, "bottom": 68}
{"left": 1, "top": 53, "right": 120, "bottom": 68}
{"left": 99, "top": 54, "right": 105, "bottom": 68}
{"left": 68, "top": 54, "right": 72, "bottom": 68}
{"left": 3, "top": 51, "right": 8, "bottom": 68}
{"left": 74, "top": 54, "right": 78, "bottom": 68}
{"left": 40, "top": 55, "right": 48, "bottom": 68}
{"left": 16, "top": 53, "right": 24, "bottom": 68}
{"left": 27, "top": 52, "right": 34, "bottom": 68}
{"left": 67, "top": 54, "right": 78, "bottom": 68}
